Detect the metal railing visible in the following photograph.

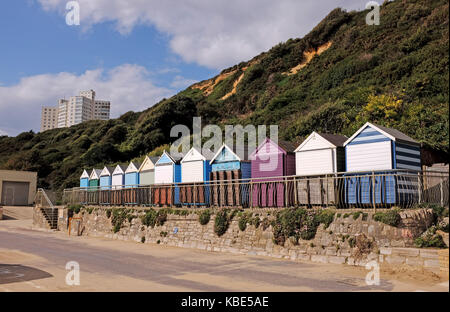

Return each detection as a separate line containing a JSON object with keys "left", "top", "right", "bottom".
{"left": 35, "top": 188, "right": 58, "bottom": 229}
{"left": 63, "top": 169, "right": 449, "bottom": 210}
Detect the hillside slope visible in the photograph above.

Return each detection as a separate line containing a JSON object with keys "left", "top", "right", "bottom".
{"left": 0, "top": 0, "right": 448, "bottom": 192}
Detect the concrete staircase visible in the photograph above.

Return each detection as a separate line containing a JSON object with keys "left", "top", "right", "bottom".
{"left": 35, "top": 189, "right": 58, "bottom": 230}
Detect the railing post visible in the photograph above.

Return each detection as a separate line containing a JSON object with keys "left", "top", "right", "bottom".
{"left": 372, "top": 171, "right": 376, "bottom": 212}
{"left": 194, "top": 183, "right": 196, "bottom": 207}
{"left": 417, "top": 172, "right": 422, "bottom": 204}
{"left": 284, "top": 177, "right": 288, "bottom": 208}
{"left": 294, "top": 177, "right": 298, "bottom": 207}
{"left": 250, "top": 180, "right": 253, "bottom": 209}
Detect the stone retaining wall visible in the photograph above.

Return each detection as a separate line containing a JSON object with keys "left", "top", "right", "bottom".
{"left": 37, "top": 206, "right": 448, "bottom": 278}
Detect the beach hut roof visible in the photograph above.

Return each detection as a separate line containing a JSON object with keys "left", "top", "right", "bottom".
{"left": 80, "top": 169, "right": 90, "bottom": 179}
{"left": 112, "top": 164, "right": 127, "bottom": 175}
{"left": 138, "top": 156, "right": 159, "bottom": 172}
{"left": 100, "top": 166, "right": 115, "bottom": 177}
{"left": 181, "top": 147, "right": 215, "bottom": 163}
{"left": 209, "top": 143, "right": 253, "bottom": 164}
{"left": 295, "top": 132, "right": 347, "bottom": 152}
{"left": 156, "top": 150, "right": 185, "bottom": 165}
{"left": 125, "top": 161, "right": 141, "bottom": 173}
{"left": 251, "top": 138, "right": 296, "bottom": 158}
{"left": 344, "top": 122, "right": 420, "bottom": 146}
{"left": 89, "top": 169, "right": 102, "bottom": 180}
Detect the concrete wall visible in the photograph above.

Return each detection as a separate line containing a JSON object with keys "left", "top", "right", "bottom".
{"left": 42, "top": 206, "right": 448, "bottom": 278}
{"left": 0, "top": 170, "right": 37, "bottom": 205}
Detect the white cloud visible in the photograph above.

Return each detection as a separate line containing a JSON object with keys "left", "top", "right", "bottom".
{"left": 0, "top": 129, "right": 8, "bottom": 136}
{"left": 37, "top": 0, "right": 366, "bottom": 69}
{"left": 0, "top": 64, "right": 173, "bottom": 136}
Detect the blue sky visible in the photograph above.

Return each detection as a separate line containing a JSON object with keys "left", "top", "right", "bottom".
{"left": 0, "top": 0, "right": 366, "bottom": 136}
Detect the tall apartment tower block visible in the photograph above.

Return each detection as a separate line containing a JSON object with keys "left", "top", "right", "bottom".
{"left": 40, "top": 90, "right": 110, "bottom": 132}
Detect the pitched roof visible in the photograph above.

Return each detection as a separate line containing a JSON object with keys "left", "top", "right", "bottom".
{"left": 149, "top": 156, "right": 160, "bottom": 164}
{"left": 80, "top": 169, "right": 90, "bottom": 179}
{"left": 277, "top": 140, "right": 297, "bottom": 153}
{"left": 126, "top": 161, "right": 141, "bottom": 173}
{"left": 113, "top": 164, "right": 127, "bottom": 174}
{"left": 317, "top": 133, "right": 348, "bottom": 147}
{"left": 90, "top": 169, "right": 102, "bottom": 179}
{"left": 372, "top": 123, "right": 419, "bottom": 145}
{"left": 100, "top": 166, "right": 115, "bottom": 176}
{"left": 344, "top": 122, "right": 420, "bottom": 146}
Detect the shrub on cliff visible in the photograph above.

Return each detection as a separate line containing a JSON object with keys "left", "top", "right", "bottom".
{"left": 141, "top": 209, "right": 158, "bottom": 228}
{"left": 199, "top": 210, "right": 211, "bottom": 225}
{"left": 111, "top": 208, "right": 128, "bottom": 233}
{"left": 316, "top": 209, "right": 336, "bottom": 229}
{"left": 414, "top": 226, "right": 447, "bottom": 248}
{"left": 373, "top": 209, "right": 401, "bottom": 227}
{"left": 67, "top": 204, "right": 83, "bottom": 214}
{"left": 214, "top": 209, "right": 230, "bottom": 236}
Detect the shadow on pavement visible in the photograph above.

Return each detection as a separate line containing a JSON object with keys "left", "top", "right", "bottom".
{"left": 0, "top": 264, "right": 53, "bottom": 285}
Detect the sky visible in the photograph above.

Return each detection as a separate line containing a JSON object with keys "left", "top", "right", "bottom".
{"left": 0, "top": 0, "right": 368, "bottom": 137}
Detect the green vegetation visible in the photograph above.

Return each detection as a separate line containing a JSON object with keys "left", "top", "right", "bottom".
{"left": 67, "top": 204, "right": 83, "bottom": 214}
{"left": 373, "top": 209, "right": 401, "bottom": 227}
{"left": 214, "top": 209, "right": 231, "bottom": 236}
{"left": 214, "top": 210, "right": 229, "bottom": 236}
{"left": 272, "top": 208, "right": 336, "bottom": 245}
{"left": 111, "top": 208, "right": 128, "bottom": 233}
{"left": 414, "top": 226, "right": 447, "bottom": 248}
{"left": 140, "top": 208, "right": 167, "bottom": 228}
{"left": 198, "top": 209, "right": 211, "bottom": 225}
{"left": 0, "top": 1, "right": 448, "bottom": 193}
{"left": 316, "top": 209, "right": 336, "bottom": 228}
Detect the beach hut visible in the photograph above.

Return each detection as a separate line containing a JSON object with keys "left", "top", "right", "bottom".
{"left": 139, "top": 156, "right": 159, "bottom": 185}
{"left": 80, "top": 170, "right": 89, "bottom": 188}
{"left": 154, "top": 151, "right": 183, "bottom": 206}
{"left": 138, "top": 156, "right": 159, "bottom": 206}
{"left": 111, "top": 164, "right": 126, "bottom": 205}
{"left": 89, "top": 169, "right": 101, "bottom": 188}
{"left": 99, "top": 166, "right": 114, "bottom": 205}
{"left": 209, "top": 144, "right": 252, "bottom": 207}
{"left": 294, "top": 132, "right": 347, "bottom": 206}
{"left": 88, "top": 169, "right": 101, "bottom": 205}
{"left": 78, "top": 169, "right": 90, "bottom": 204}
{"left": 250, "top": 138, "right": 296, "bottom": 207}
{"left": 343, "top": 122, "right": 421, "bottom": 206}
{"left": 124, "top": 161, "right": 141, "bottom": 205}
{"left": 179, "top": 148, "right": 214, "bottom": 206}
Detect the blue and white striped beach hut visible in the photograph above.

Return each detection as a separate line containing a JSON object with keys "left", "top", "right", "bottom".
{"left": 343, "top": 122, "right": 421, "bottom": 206}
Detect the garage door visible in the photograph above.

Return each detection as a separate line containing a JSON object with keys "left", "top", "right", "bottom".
{"left": 182, "top": 161, "right": 204, "bottom": 183}
{"left": 1, "top": 181, "right": 30, "bottom": 206}
{"left": 346, "top": 141, "right": 392, "bottom": 172}
{"left": 296, "top": 149, "right": 334, "bottom": 175}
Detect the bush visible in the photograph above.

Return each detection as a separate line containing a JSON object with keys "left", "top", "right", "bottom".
{"left": 141, "top": 236, "right": 146, "bottom": 243}
{"left": 414, "top": 227, "right": 447, "bottom": 248}
{"left": 316, "top": 209, "right": 336, "bottom": 228}
{"left": 68, "top": 204, "right": 83, "bottom": 214}
{"left": 373, "top": 209, "right": 401, "bottom": 227}
{"left": 198, "top": 210, "right": 211, "bottom": 225}
{"left": 111, "top": 208, "right": 128, "bottom": 233}
{"left": 141, "top": 209, "right": 158, "bottom": 227}
{"left": 214, "top": 210, "right": 230, "bottom": 236}
{"left": 238, "top": 213, "right": 253, "bottom": 231}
